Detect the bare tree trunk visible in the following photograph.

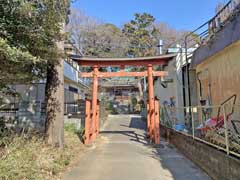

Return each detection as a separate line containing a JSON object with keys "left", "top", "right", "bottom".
{"left": 44, "top": 40, "right": 65, "bottom": 148}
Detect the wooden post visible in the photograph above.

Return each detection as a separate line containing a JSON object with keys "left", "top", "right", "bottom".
{"left": 147, "top": 64, "right": 154, "bottom": 141}
{"left": 120, "top": 65, "right": 125, "bottom": 71}
{"left": 154, "top": 98, "right": 160, "bottom": 144}
{"left": 84, "top": 99, "right": 91, "bottom": 144}
{"left": 96, "top": 100, "right": 100, "bottom": 135}
{"left": 147, "top": 102, "right": 150, "bottom": 137}
{"left": 91, "top": 65, "right": 98, "bottom": 140}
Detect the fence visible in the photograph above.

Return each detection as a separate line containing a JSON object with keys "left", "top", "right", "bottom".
{"left": 0, "top": 101, "right": 46, "bottom": 130}
{"left": 64, "top": 99, "right": 108, "bottom": 134}
{"left": 172, "top": 0, "right": 240, "bottom": 61}
{"left": 64, "top": 100, "right": 86, "bottom": 130}
{"left": 209, "top": 0, "right": 240, "bottom": 35}
{"left": 161, "top": 103, "right": 240, "bottom": 158}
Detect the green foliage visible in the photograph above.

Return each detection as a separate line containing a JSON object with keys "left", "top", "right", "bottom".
{"left": 106, "top": 101, "right": 117, "bottom": 114}
{"left": 0, "top": 0, "right": 70, "bottom": 87}
{"left": 106, "top": 101, "right": 113, "bottom": 111}
{"left": 111, "top": 107, "right": 118, "bottom": 114}
{"left": 68, "top": 10, "right": 129, "bottom": 58}
{"left": 131, "top": 97, "right": 138, "bottom": 107}
{"left": 64, "top": 123, "right": 78, "bottom": 133}
{"left": 83, "top": 23, "right": 129, "bottom": 58}
{"left": 68, "top": 11, "right": 185, "bottom": 60}
{"left": 64, "top": 123, "right": 85, "bottom": 143}
{"left": 0, "top": 117, "right": 9, "bottom": 138}
{"left": 0, "top": 38, "right": 43, "bottom": 86}
{"left": 123, "top": 13, "right": 159, "bottom": 57}
{"left": 0, "top": 130, "right": 83, "bottom": 180}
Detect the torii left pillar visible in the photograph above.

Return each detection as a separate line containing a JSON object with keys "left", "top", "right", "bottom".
{"left": 147, "top": 64, "right": 155, "bottom": 142}
{"left": 92, "top": 65, "right": 98, "bottom": 140}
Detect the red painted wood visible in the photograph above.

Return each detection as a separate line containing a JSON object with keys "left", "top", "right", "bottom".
{"left": 84, "top": 99, "right": 91, "bottom": 144}
{"left": 120, "top": 65, "right": 125, "bottom": 71}
{"left": 147, "top": 102, "right": 150, "bottom": 137}
{"left": 96, "top": 100, "right": 100, "bottom": 135}
{"left": 148, "top": 64, "right": 155, "bottom": 142}
{"left": 79, "top": 55, "right": 176, "bottom": 145}
{"left": 91, "top": 65, "right": 98, "bottom": 141}
{"left": 76, "top": 59, "right": 168, "bottom": 67}
{"left": 80, "top": 71, "right": 168, "bottom": 78}
{"left": 72, "top": 55, "right": 176, "bottom": 67}
{"left": 154, "top": 98, "right": 160, "bottom": 144}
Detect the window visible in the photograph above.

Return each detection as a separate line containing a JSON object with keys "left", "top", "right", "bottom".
{"left": 69, "top": 86, "right": 78, "bottom": 93}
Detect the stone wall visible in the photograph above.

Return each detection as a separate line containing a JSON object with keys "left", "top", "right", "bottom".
{"left": 160, "top": 125, "right": 240, "bottom": 180}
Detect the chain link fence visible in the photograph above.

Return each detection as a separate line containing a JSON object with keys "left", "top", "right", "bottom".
{"left": 0, "top": 101, "right": 46, "bottom": 132}
{"left": 161, "top": 103, "right": 240, "bottom": 158}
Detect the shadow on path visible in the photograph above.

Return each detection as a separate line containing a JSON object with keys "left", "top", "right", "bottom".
{"left": 63, "top": 114, "right": 210, "bottom": 180}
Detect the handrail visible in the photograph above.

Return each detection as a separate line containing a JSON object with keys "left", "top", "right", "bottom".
{"left": 217, "top": 94, "right": 237, "bottom": 119}
{"left": 168, "top": 0, "right": 240, "bottom": 53}
{"left": 209, "top": 0, "right": 240, "bottom": 34}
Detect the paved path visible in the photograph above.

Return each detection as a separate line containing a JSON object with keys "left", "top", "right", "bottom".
{"left": 63, "top": 115, "right": 210, "bottom": 180}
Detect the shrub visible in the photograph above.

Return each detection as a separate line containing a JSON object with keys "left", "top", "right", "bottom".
{"left": 64, "top": 123, "right": 85, "bottom": 143}
{"left": 0, "top": 129, "right": 83, "bottom": 180}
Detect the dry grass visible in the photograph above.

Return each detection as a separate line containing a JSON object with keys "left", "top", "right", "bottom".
{"left": 0, "top": 126, "right": 84, "bottom": 180}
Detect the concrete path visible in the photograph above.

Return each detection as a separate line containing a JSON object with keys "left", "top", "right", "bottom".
{"left": 63, "top": 115, "right": 210, "bottom": 180}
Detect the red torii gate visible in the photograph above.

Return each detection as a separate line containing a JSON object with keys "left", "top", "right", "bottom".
{"left": 72, "top": 54, "right": 176, "bottom": 144}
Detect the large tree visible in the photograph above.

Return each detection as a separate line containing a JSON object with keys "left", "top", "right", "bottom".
{"left": 154, "top": 22, "right": 187, "bottom": 51}
{"left": 0, "top": 0, "right": 70, "bottom": 147}
{"left": 84, "top": 23, "right": 129, "bottom": 58}
{"left": 67, "top": 9, "right": 100, "bottom": 55}
{"left": 122, "top": 13, "right": 159, "bottom": 57}
{"left": 68, "top": 11, "right": 186, "bottom": 58}
{"left": 67, "top": 9, "right": 129, "bottom": 58}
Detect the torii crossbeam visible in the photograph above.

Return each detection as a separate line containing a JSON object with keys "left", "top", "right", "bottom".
{"left": 72, "top": 54, "right": 176, "bottom": 144}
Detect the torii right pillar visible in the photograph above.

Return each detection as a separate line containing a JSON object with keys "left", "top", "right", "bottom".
{"left": 147, "top": 64, "right": 160, "bottom": 144}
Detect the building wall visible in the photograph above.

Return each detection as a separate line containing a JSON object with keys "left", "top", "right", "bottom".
{"left": 7, "top": 83, "right": 46, "bottom": 103}
{"left": 6, "top": 79, "right": 85, "bottom": 105}
{"left": 1, "top": 61, "right": 88, "bottom": 130}
{"left": 0, "top": 83, "right": 46, "bottom": 130}
{"left": 191, "top": 8, "right": 240, "bottom": 67}
{"left": 64, "top": 80, "right": 85, "bottom": 103}
{"left": 160, "top": 125, "right": 240, "bottom": 180}
{"left": 64, "top": 61, "right": 79, "bottom": 83}
{"left": 154, "top": 56, "right": 185, "bottom": 124}
{"left": 195, "top": 40, "right": 240, "bottom": 106}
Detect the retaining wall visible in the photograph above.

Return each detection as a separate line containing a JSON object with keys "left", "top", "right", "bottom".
{"left": 160, "top": 125, "right": 240, "bottom": 180}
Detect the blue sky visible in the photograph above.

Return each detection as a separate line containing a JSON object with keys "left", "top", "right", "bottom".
{"left": 71, "top": 0, "right": 228, "bottom": 31}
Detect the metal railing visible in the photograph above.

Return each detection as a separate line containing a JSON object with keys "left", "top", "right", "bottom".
{"left": 209, "top": 0, "right": 240, "bottom": 35}
{"left": 64, "top": 58, "right": 91, "bottom": 87}
{"left": 64, "top": 101, "right": 85, "bottom": 117}
{"left": 186, "top": 0, "right": 240, "bottom": 52}
{"left": 168, "top": 0, "right": 240, "bottom": 61}
{"left": 161, "top": 104, "right": 240, "bottom": 158}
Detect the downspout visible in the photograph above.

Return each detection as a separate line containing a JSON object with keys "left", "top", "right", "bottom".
{"left": 185, "top": 37, "right": 192, "bottom": 108}
{"left": 185, "top": 37, "right": 192, "bottom": 128}
{"left": 197, "top": 72, "right": 203, "bottom": 99}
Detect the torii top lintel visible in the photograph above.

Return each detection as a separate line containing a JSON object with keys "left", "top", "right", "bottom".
{"left": 71, "top": 54, "right": 176, "bottom": 67}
